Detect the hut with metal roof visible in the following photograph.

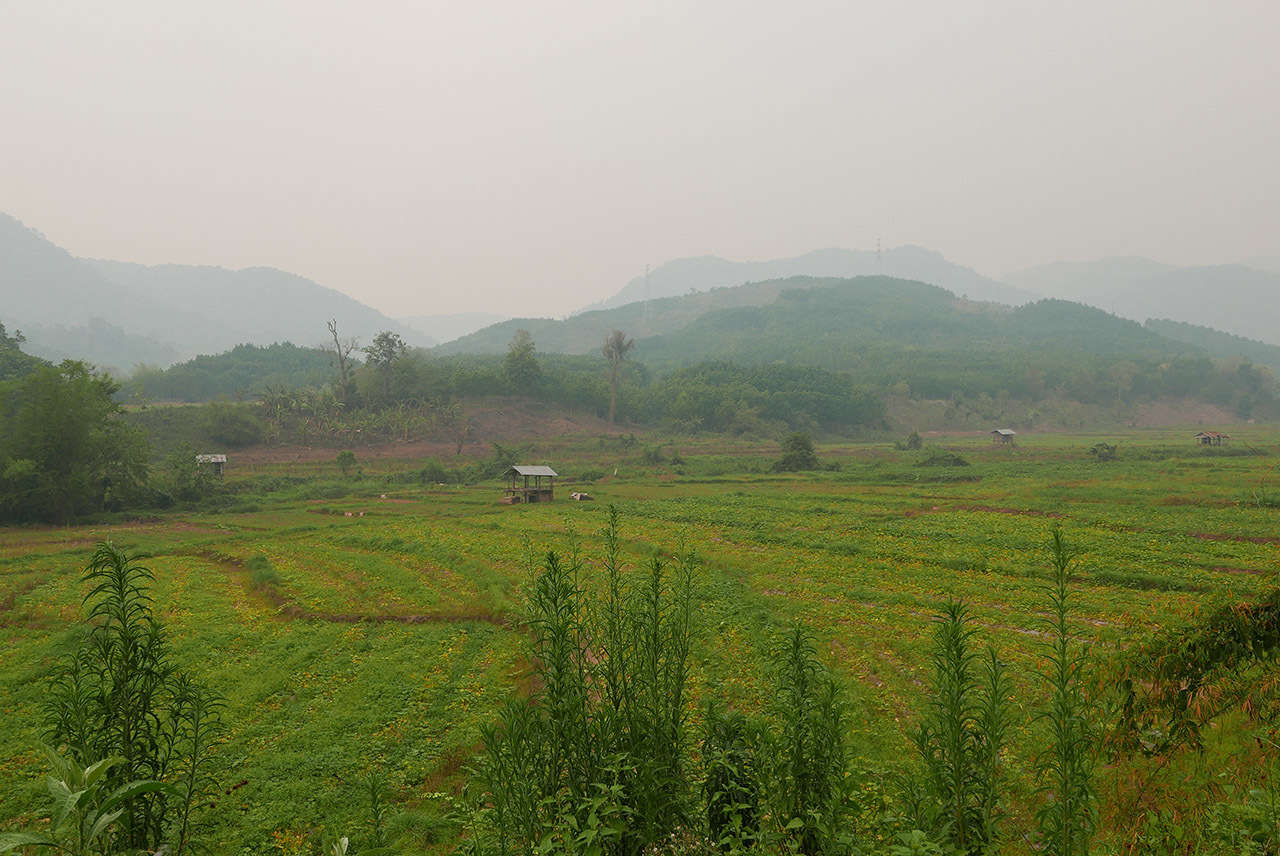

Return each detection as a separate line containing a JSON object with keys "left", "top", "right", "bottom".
{"left": 195, "top": 453, "right": 227, "bottom": 477}
{"left": 990, "top": 428, "right": 1017, "bottom": 446}
{"left": 1195, "top": 431, "right": 1231, "bottom": 446}
{"left": 502, "top": 465, "right": 558, "bottom": 504}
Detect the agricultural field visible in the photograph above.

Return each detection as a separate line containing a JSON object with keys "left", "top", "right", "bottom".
{"left": 1, "top": 427, "right": 1278, "bottom": 854}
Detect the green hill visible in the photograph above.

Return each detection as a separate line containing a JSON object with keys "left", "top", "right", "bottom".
{"left": 1144, "top": 318, "right": 1280, "bottom": 374}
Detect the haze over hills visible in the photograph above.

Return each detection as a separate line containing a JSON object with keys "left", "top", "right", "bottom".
{"left": 585, "top": 245, "right": 1035, "bottom": 312}
{"left": 0, "top": 213, "right": 424, "bottom": 370}
{"left": 396, "top": 312, "right": 505, "bottom": 346}
{"left": 1006, "top": 257, "right": 1280, "bottom": 347}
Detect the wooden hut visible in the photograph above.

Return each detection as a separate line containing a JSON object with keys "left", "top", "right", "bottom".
{"left": 1195, "top": 431, "right": 1230, "bottom": 446}
{"left": 990, "top": 429, "right": 1017, "bottom": 446}
{"left": 502, "top": 465, "right": 558, "bottom": 504}
{"left": 195, "top": 453, "right": 226, "bottom": 477}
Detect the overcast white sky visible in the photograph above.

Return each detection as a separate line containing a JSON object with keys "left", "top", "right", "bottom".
{"left": 2, "top": 1, "right": 1277, "bottom": 318}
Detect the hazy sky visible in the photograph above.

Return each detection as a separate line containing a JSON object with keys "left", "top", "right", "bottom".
{"left": 3, "top": 1, "right": 1277, "bottom": 319}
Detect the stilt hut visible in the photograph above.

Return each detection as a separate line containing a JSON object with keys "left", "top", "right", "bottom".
{"left": 990, "top": 429, "right": 1017, "bottom": 446}
{"left": 502, "top": 465, "right": 558, "bottom": 504}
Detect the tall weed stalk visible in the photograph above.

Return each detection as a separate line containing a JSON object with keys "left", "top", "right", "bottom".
{"left": 912, "top": 599, "right": 1012, "bottom": 854}
{"left": 771, "top": 619, "right": 850, "bottom": 856}
{"left": 1034, "top": 529, "right": 1097, "bottom": 855}
{"left": 472, "top": 507, "right": 696, "bottom": 856}
{"left": 43, "top": 543, "right": 222, "bottom": 854}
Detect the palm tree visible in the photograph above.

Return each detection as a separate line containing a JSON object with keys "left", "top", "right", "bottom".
{"left": 602, "top": 329, "right": 635, "bottom": 424}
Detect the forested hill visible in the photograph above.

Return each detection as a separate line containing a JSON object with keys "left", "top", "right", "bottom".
{"left": 445, "top": 275, "right": 1271, "bottom": 412}
{"left": 583, "top": 245, "right": 1035, "bottom": 311}
{"left": 629, "top": 277, "right": 1220, "bottom": 397}
{"left": 0, "top": 213, "right": 422, "bottom": 369}
{"left": 1144, "top": 318, "right": 1280, "bottom": 373}
{"left": 433, "top": 276, "right": 830, "bottom": 355}
{"left": 1006, "top": 256, "right": 1280, "bottom": 347}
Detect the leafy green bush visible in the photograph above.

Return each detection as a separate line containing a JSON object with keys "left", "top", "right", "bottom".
{"left": 775, "top": 431, "right": 820, "bottom": 472}
{"left": 916, "top": 449, "right": 970, "bottom": 468}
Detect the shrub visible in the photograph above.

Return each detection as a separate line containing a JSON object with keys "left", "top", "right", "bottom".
{"left": 1088, "top": 442, "right": 1118, "bottom": 462}
{"left": 336, "top": 450, "right": 357, "bottom": 476}
{"left": 775, "top": 432, "right": 820, "bottom": 472}
{"left": 917, "top": 449, "right": 970, "bottom": 468}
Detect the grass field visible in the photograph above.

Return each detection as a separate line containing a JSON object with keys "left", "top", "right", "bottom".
{"left": 2, "top": 427, "right": 1278, "bottom": 854}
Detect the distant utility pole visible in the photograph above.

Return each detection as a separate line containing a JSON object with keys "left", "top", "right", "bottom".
{"left": 642, "top": 264, "right": 652, "bottom": 322}
{"left": 876, "top": 238, "right": 882, "bottom": 275}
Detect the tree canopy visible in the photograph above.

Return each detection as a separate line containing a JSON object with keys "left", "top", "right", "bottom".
{"left": 0, "top": 360, "right": 149, "bottom": 522}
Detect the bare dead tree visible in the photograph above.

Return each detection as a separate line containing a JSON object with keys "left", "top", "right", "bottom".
{"left": 322, "top": 319, "right": 360, "bottom": 404}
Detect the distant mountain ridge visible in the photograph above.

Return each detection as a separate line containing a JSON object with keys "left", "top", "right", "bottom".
{"left": 1006, "top": 256, "right": 1280, "bottom": 347}
{"left": 0, "top": 213, "right": 424, "bottom": 369}
{"left": 585, "top": 245, "right": 1036, "bottom": 312}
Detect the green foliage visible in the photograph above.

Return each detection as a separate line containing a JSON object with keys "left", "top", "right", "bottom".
{"left": 206, "top": 401, "right": 264, "bottom": 447}
{"left": 1088, "top": 442, "right": 1119, "bottom": 462}
{"left": 603, "top": 329, "right": 636, "bottom": 424}
{"left": 770, "top": 620, "right": 852, "bottom": 855}
{"left": 1114, "top": 584, "right": 1280, "bottom": 756}
{"left": 916, "top": 449, "right": 970, "bottom": 468}
{"left": 775, "top": 432, "right": 820, "bottom": 472}
{"left": 246, "top": 554, "right": 282, "bottom": 589}
{"left": 336, "top": 450, "right": 357, "bottom": 476}
{"left": 124, "top": 342, "right": 337, "bottom": 403}
{"left": 0, "top": 320, "right": 46, "bottom": 382}
{"left": 503, "top": 329, "right": 542, "bottom": 393}
{"left": 0, "top": 747, "right": 177, "bottom": 856}
{"left": 43, "top": 543, "right": 223, "bottom": 854}
{"left": 470, "top": 507, "right": 696, "bottom": 855}
{"left": 163, "top": 443, "right": 215, "bottom": 503}
{"left": 895, "top": 430, "right": 924, "bottom": 451}
{"left": 701, "top": 704, "right": 760, "bottom": 851}
{"left": 646, "top": 362, "right": 885, "bottom": 435}
{"left": 1033, "top": 530, "right": 1096, "bottom": 856}
{"left": 911, "top": 600, "right": 1012, "bottom": 854}
{"left": 0, "top": 360, "right": 149, "bottom": 522}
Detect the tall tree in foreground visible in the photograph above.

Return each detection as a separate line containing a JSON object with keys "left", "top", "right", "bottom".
{"left": 601, "top": 328, "right": 634, "bottom": 423}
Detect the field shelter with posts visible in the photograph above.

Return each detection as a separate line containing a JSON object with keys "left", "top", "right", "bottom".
{"left": 501, "top": 465, "right": 558, "bottom": 504}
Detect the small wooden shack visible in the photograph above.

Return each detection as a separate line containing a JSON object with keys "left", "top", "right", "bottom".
{"left": 502, "top": 465, "right": 558, "bottom": 504}
{"left": 990, "top": 429, "right": 1017, "bottom": 446}
{"left": 1195, "top": 431, "right": 1231, "bottom": 446}
{"left": 196, "top": 453, "right": 227, "bottom": 477}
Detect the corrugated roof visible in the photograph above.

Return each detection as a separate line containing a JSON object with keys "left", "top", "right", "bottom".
{"left": 509, "top": 465, "right": 558, "bottom": 477}
{"left": 991, "top": 429, "right": 1017, "bottom": 436}
{"left": 196, "top": 454, "right": 227, "bottom": 463}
